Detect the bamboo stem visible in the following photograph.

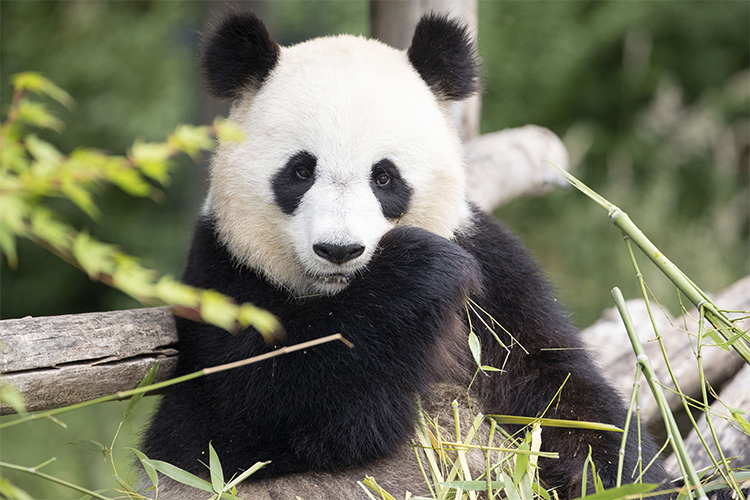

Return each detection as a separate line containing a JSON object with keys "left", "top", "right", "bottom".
{"left": 611, "top": 287, "right": 707, "bottom": 500}
{"left": 552, "top": 164, "right": 750, "bottom": 365}
{"left": 0, "top": 461, "right": 112, "bottom": 500}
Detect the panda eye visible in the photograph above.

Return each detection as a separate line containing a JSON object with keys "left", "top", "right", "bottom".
{"left": 373, "top": 170, "right": 390, "bottom": 186}
{"left": 295, "top": 167, "right": 312, "bottom": 180}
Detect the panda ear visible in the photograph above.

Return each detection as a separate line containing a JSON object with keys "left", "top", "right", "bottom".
{"left": 200, "top": 11, "right": 281, "bottom": 100}
{"left": 407, "top": 13, "right": 480, "bottom": 101}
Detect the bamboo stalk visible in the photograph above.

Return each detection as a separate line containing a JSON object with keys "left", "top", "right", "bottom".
{"left": 611, "top": 287, "right": 707, "bottom": 500}
{"left": 553, "top": 164, "right": 750, "bottom": 365}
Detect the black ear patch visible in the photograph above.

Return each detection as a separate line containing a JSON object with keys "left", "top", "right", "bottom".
{"left": 200, "top": 11, "right": 281, "bottom": 100}
{"left": 407, "top": 13, "right": 480, "bottom": 101}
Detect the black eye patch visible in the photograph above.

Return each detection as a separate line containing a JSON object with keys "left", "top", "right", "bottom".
{"left": 272, "top": 151, "right": 317, "bottom": 215}
{"left": 370, "top": 159, "right": 412, "bottom": 220}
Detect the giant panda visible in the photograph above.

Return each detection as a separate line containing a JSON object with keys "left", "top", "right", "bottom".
{"left": 142, "top": 10, "right": 672, "bottom": 500}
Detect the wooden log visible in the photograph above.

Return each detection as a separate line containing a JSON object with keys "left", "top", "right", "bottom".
{"left": 0, "top": 307, "right": 178, "bottom": 414}
{"left": 465, "top": 125, "right": 569, "bottom": 211}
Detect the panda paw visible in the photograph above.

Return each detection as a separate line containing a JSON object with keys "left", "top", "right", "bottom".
{"left": 364, "top": 225, "right": 481, "bottom": 301}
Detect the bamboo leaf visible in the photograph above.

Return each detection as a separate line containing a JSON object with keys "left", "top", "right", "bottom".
{"left": 442, "top": 480, "right": 504, "bottom": 490}
{"left": 154, "top": 276, "right": 200, "bottom": 308}
{"left": 215, "top": 119, "right": 245, "bottom": 144}
{"left": 25, "top": 135, "right": 64, "bottom": 166}
{"left": 16, "top": 100, "right": 65, "bottom": 132}
{"left": 130, "top": 140, "right": 173, "bottom": 185}
{"left": 488, "top": 415, "right": 623, "bottom": 432}
{"left": 72, "top": 232, "right": 117, "bottom": 280}
{"left": 13, "top": 72, "right": 75, "bottom": 110}
{"left": 201, "top": 290, "right": 239, "bottom": 332}
{"left": 66, "top": 440, "right": 106, "bottom": 458}
{"left": 208, "top": 442, "right": 225, "bottom": 494}
{"left": 0, "top": 380, "right": 27, "bottom": 416}
{"left": 130, "top": 448, "right": 158, "bottom": 489}
{"left": 169, "top": 125, "right": 214, "bottom": 159}
{"left": 729, "top": 408, "right": 750, "bottom": 435}
{"left": 142, "top": 458, "right": 214, "bottom": 492}
{"left": 238, "top": 303, "right": 282, "bottom": 342}
{"left": 123, "top": 363, "right": 159, "bottom": 421}
{"left": 469, "top": 331, "right": 482, "bottom": 368}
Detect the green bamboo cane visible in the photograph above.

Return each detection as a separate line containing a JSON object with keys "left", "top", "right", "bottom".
{"left": 622, "top": 236, "right": 732, "bottom": 487}
{"left": 611, "top": 287, "right": 707, "bottom": 500}
{"left": 552, "top": 164, "right": 750, "bottom": 366}
{"left": 0, "top": 461, "right": 112, "bottom": 500}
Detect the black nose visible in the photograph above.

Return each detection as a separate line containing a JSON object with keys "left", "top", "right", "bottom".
{"left": 313, "top": 243, "right": 365, "bottom": 264}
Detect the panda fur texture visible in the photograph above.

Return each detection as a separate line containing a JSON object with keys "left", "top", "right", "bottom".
{"left": 143, "top": 11, "right": 673, "bottom": 499}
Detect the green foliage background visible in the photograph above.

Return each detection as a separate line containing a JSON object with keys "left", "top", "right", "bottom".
{"left": 0, "top": 1, "right": 748, "bottom": 498}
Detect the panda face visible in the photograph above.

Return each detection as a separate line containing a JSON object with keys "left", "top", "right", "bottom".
{"left": 204, "top": 29, "right": 474, "bottom": 296}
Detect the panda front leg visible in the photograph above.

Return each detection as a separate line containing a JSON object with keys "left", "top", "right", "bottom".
{"left": 241, "top": 225, "right": 481, "bottom": 477}
{"left": 457, "top": 209, "right": 671, "bottom": 498}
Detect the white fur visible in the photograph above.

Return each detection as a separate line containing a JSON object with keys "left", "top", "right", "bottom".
{"left": 205, "top": 35, "right": 472, "bottom": 296}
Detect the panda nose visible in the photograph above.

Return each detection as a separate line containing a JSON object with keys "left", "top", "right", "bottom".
{"left": 313, "top": 243, "right": 365, "bottom": 264}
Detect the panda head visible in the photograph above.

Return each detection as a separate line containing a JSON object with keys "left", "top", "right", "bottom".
{"left": 201, "top": 11, "right": 480, "bottom": 296}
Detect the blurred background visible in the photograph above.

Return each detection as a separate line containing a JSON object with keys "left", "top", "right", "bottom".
{"left": 1, "top": 1, "right": 748, "bottom": 498}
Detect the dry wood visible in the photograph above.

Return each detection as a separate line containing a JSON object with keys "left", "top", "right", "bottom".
{"left": 0, "top": 307, "right": 178, "bottom": 414}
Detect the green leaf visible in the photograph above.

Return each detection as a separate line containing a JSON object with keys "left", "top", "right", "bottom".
{"left": 513, "top": 441, "right": 530, "bottom": 484}
{"left": 154, "top": 276, "right": 200, "bottom": 309}
{"left": 16, "top": 100, "right": 65, "bottom": 132}
{"left": 568, "top": 483, "right": 658, "bottom": 500}
{"left": 488, "top": 415, "right": 623, "bottom": 432}
{"left": 201, "top": 290, "right": 239, "bottom": 332}
{"left": 25, "top": 134, "right": 63, "bottom": 166}
{"left": 142, "top": 458, "right": 214, "bottom": 492}
{"left": 130, "top": 448, "right": 158, "bottom": 489}
{"left": 13, "top": 72, "right": 75, "bottom": 110}
{"left": 215, "top": 119, "right": 245, "bottom": 144}
{"left": 129, "top": 448, "right": 159, "bottom": 486}
{"left": 72, "top": 232, "right": 117, "bottom": 279}
{"left": 106, "top": 164, "right": 153, "bottom": 198}
{"left": 238, "top": 303, "right": 282, "bottom": 342}
{"left": 111, "top": 256, "right": 156, "bottom": 301}
{"left": 0, "top": 379, "right": 27, "bottom": 416}
{"left": 169, "top": 124, "right": 215, "bottom": 159}
{"left": 441, "top": 480, "right": 504, "bottom": 491}
{"left": 130, "top": 140, "right": 173, "bottom": 185}
{"left": 0, "top": 475, "right": 35, "bottom": 500}
{"left": 29, "top": 207, "right": 72, "bottom": 251}
{"left": 1, "top": 138, "right": 30, "bottom": 173}
{"left": 729, "top": 408, "right": 750, "bottom": 435}
{"left": 123, "top": 363, "right": 159, "bottom": 421}
{"left": 468, "top": 331, "right": 482, "bottom": 368}
{"left": 209, "top": 442, "right": 225, "bottom": 494}
{"left": 66, "top": 440, "right": 106, "bottom": 458}
{"left": 481, "top": 365, "right": 502, "bottom": 372}
{"left": 61, "top": 179, "right": 101, "bottom": 220}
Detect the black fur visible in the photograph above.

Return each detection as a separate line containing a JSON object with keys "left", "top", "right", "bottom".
{"left": 407, "top": 13, "right": 481, "bottom": 101}
{"left": 200, "top": 10, "right": 280, "bottom": 100}
{"left": 370, "top": 159, "right": 413, "bottom": 220}
{"left": 272, "top": 151, "right": 317, "bottom": 215}
{"left": 143, "top": 218, "right": 480, "bottom": 478}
